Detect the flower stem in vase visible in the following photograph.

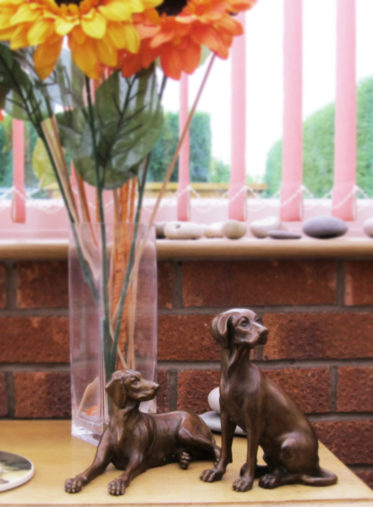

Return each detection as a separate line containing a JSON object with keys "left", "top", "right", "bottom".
{"left": 109, "top": 181, "right": 136, "bottom": 370}
{"left": 110, "top": 168, "right": 147, "bottom": 373}
{"left": 84, "top": 76, "right": 112, "bottom": 382}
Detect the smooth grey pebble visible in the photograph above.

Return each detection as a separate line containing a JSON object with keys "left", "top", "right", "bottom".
{"left": 222, "top": 220, "right": 247, "bottom": 239}
{"left": 268, "top": 230, "right": 302, "bottom": 240}
{"left": 302, "top": 216, "right": 348, "bottom": 239}
{"left": 250, "top": 216, "right": 282, "bottom": 239}
{"left": 363, "top": 217, "right": 373, "bottom": 238}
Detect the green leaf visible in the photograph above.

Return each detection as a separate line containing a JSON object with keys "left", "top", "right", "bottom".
{"left": 0, "top": 47, "right": 30, "bottom": 120}
{"left": 0, "top": 84, "right": 9, "bottom": 110}
{"left": 81, "top": 68, "right": 163, "bottom": 189}
{"left": 56, "top": 108, "right": 97, "bottom": 182}
{"left": 53, "top": 67, "right": 163, "bottom": 189}
{"left": 0, "top": 45, "right": 85, "bottom": 125}
{"left": 57, "top": 107, "right": 87, "bottom": 152}
{"left": 0, "top": 45, "right": 51, "bottom": 123}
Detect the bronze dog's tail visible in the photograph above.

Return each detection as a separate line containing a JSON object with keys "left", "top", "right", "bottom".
{"left": 300, "top": 467, "right": 337, "bottom": 487}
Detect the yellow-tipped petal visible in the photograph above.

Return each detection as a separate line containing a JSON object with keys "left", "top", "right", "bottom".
{"left": 128, "top": 0, "right": 148, "bottom": 13}
{"left": 0, "top": 9, "right": 16, "bottom": 29}
{"left": 98, "top": 2, "right": 132, "bottom": 21}
{"left": 10, "top": 24, "right": 28, "bottom": 49}
{"left": 34, "top": 37, "right": 63, "bottom": 79}
{"left": 70, "top": 25, "right": 86, "bottom": 45}
{"left": 81, "top": 11, "right": 106, "bottom": 39}
{"left": 122, "top": 24, "right": 140, "bottom": 54}
{"left": 142, "top": 0, "right": 162, "bottom": 8}
{"left": 106, "top": 21, "right": 128, "bottom": 48}
{"left": 96, "top": 37, "right": 118, "bottom": 67}
{"left": 5, "top": 0, "right": 25, "bottom": 6}
{"left": 80, "top": 6, "right": 94, "bottom": 20}
{"left": 0, "top": 26, "right": 15, "bottom": 40}
{"left": 28, "top": 18, "right": 54, "bottom": 45}
{"left": 70, "top": 38, "right": 100, "bottom": 78}
{"left": 55, "top": 17, "right": 79, "bottom": 36}
{"left": 11, "top": 4, "right": 39, "bottom": 25}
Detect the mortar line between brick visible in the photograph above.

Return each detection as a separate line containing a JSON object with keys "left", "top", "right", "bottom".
{"left": 5, "top": 371, "right": 15, "bottom": 418}
{"left": 158, "top": 305, "right": 373, "bottom": 315}
{"left": 158, "top": 361, "right": 220, "bottom": 371}
{"left": 157, "top": 359, "right": 373, "bottom": 370}
{"left": 0, "top": 416, "right": 72, "bottom": 421}
{"left": 6, "top": 261, "right": 17, "bottom": 310}
{"left": 0, "top": 364, "right": 70, "bottom": 372}
{"left": 164, "top": 255, "right": 373, "bottom": 263}
{"left": 309, "top": 413, "right": 373, "bottom": 422}
{"left": 168, "top": 369, "right": 178, "bottom": 411}
{"left": 172, "top": 261, "right": 183, "bottom": 309}
{"left": 258, "top": 359, "right": 373, "bottom": 368}
{"left": 336, "top": 260, "right": 346, "bottom": 307}
{"left": 350, "top": 464, "right": 373, "bottom": 471}
{"left": 0, "top": 308, "right": 69, "bottom": 317}
{"left": 330, "top": 365, "right": 338, "bottom": 412}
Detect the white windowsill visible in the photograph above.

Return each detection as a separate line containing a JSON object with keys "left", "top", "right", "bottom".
{"left": 0, "top": 196, "right": 373, "bottom": 259}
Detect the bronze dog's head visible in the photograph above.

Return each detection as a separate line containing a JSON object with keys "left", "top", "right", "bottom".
{"left": 211, "top": 308, "right": 268, "bottom": 349}
{"left": 105, "top": 369, "right": 159, "bottom": 409}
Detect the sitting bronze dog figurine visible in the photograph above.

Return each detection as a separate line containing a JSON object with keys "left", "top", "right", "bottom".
{"left": 201, "top": 308, "right": 337, "bottom": 492}
{"left": 65, "top": 369, "right": 219, "bottom": 496}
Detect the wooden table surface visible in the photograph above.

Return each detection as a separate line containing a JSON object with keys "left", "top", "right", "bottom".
{"left": 0, "top": 420, "right": 372, "bottom": 506}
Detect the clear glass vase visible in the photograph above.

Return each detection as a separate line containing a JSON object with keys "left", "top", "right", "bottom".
{"left": 68, "top": 223, "right": 157, "bottom": 444}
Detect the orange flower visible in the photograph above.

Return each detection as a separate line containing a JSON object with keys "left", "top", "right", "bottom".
{"left": 120, "top": 0, "right": 257, "bottom": 80}
{"left": 120, "top": 10, "right": 160, "bottom": 77}
{"left": 0, "top": 110, "right": 4, "bottom": 122}
{"left": 0, "top": 0, "right": 161, "bottom": 79}
{"left": 178, "top": 0, "right": 244, "bottom": 59}
{"left": 227, "top": 0, "right": 257, "bottom": 12}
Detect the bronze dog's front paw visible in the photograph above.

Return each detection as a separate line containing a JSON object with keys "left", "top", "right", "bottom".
{"left": 200, "top": 468, "right": 224, "bottom": 483}
{"left": 108, "top": 478, "right": 127, "bottom": 496}
{"left": 178, "top": 451, "right": 191, "bottom": 470}
{"left": 259, "top": 473, "right": 280, "bottom": 489}
{"left": 232, "top": 476, "right": 253, "bottom": 492}
{"left": 65, "top": 477, "right": 84, "bottom": 494}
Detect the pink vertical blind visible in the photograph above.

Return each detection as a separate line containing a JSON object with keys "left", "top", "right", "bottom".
{"left": 11, "top": 119, "right": 26, "bottom": 223}
{"left": 280, "top": 0, "right": 303, "bottom": 221}
{"left": 177, "top": 74, "right": 191, "bottom": 221}
{"left": 9, "top": 1, "right": 359, "bottom": 226}
{"left": 229, "top": 12, "right": 247, "bottom": 221}
{"left": 332, "top": 0, "right": 357, "bottom": 220}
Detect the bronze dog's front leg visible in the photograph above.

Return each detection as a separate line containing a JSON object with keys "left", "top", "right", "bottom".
{"left": 200, "top": 411, "right": 235, "bottom": 483}
{"left": 65, "top": 430, "right": 112, "bottom": 493}
{"left": 108, "top": 452, "right": 145, "bottom": 496}
{"left": 233, "top": 421, "right": 260, "bottom": 492}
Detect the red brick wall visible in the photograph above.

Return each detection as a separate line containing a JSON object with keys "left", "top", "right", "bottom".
{"left": 0, "top": 257, "right": 372, "bottom": 488}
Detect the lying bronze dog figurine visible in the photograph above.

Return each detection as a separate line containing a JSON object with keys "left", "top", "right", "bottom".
{"left": 65, "top": 369, "right": 219, "bottom": 495}
{"left": 201, "top": 308, "right": 337, "bottom": 491}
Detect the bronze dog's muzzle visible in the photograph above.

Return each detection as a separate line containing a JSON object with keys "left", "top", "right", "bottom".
{"left": 133, "top": 379, "right": 159, "bottom": 402}
{"left": 148, "top": 380, "right": 160, "bottom": 393}
{"left": 255, "top": 322, "right": 268, "bottom": 346}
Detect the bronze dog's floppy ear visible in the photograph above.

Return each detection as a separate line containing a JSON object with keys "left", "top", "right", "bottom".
{"left": 211, "top": 311, "right": 233, "bottom": 347}
{"left": 105, "top": 373, "right": 127, "bottom": 408}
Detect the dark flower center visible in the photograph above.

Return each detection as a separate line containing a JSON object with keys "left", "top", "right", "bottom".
{"left": 55, "top": 0, "right": 81, "bottom": 5}
{"left": 54, "top": 0, "right": 187, "bottom": 13}
{"left": 157, "top": 0, "right": 187, "bottom": 16}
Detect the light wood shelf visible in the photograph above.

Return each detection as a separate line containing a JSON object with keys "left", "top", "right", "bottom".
{"left": 0, "top": 420, "right": 372, "bottom": 506}
{"left": 1, "top": 237, "right": 373, "bottom": 260}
